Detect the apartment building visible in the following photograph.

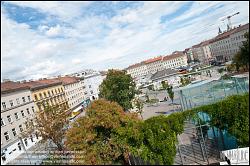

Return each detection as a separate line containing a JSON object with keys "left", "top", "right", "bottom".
{"left": 209, "top": 23, "right": 249, "bottom": 62}
{"left": 144, "top": 56, "right": 164, "bottom": 74}
{"left": 57, "top": 76, "right": 85, "bottom": 111}
{"left": 1, "top": 81, "right": 41, "bottom": 165}
{"left": 83, "top": 71, "right": 106, "bottom": 101}
{"left": 125, "top": 62, "right": 147, "bottom": 78}
{"left": 126, "top": 51, "right": 188, "bottom": 80}
{"left": 184, "top": 48, "right": 194, "bottom": 62}
{"left": 23, "top": 79, "right": 69, "bottom": 114}
{"left": 162, "top": 51, "right": 188, "bottom": 69}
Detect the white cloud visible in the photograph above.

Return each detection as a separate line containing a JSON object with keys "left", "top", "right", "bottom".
{"left": 45, "top": 25, "right": 62, "bottom": 37}
{"left": 1, "top": 1, "right": 249, "bottom": 81}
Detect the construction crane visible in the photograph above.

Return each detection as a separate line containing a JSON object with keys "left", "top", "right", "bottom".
{"left": 221, "top": 12, "right": 240, "bottom": 30}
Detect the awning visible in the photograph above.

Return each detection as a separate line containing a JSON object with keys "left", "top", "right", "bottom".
{"left": 72, "top": 106, "right": 82, "bottom": 113}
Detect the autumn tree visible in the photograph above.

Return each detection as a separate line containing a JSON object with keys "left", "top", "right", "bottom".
{"left": 65, "top": 99, "right": 140, "bottom": 165}
{"left": 25, "top": 104, "right": 69, "bottom": 151}
{"left": 99, "top": 69, "right": 136, "bottom": 111}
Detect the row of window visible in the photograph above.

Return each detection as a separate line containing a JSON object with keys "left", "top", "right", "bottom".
{"left": 64, "top": 82, "right": 82, "bottom": 90}
{"left": 1, "top": 133, "right": 39, "bottom": 163}
{"left": 66, "top": 87, "right": 83, "bottom": 96}
{"left": 36, "top": 95, "right": 65, "bottom": 110}
{"left": 34, "top": 88, "right": 64, "bottom": 101}
{"left": 2, "top": 96, "right": 31, "bottom": 110}
{"left": 69, "top": 97, "right": 84, "bottom": 107}
{"left": 1, "top": 107, "right": 35, "bottom": 127}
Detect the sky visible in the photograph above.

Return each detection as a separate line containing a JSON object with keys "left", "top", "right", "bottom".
{"left": 1, "top": 1, "right": 249, "bottom": 81}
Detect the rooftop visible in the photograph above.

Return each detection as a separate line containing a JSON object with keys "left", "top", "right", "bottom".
{"left": 151, "top": 68, "right": 178, "bottom": 81}
{"left": 56, "top": 76, "right": 80, "bottom": 85}
{"left": 1, "top": 81, "right": 30, "bottom": 94}
{"left": 143, "top": 56, "right": 163, "bottom": 64}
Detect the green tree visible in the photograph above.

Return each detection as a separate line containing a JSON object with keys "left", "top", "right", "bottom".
{"left": 65, "top": 99, "right": 140, "bottom": 165}
{"left": 217, "top": 68, "right": 224, "bottom": 74}
{"left": 99, "top": 69, "right": 136, "bottom": 111}
{"left": 167, "top": 86, "right": 174, "bottom": 104}
{"left": 134, "top": 98, "right": 144, "bottom": 119}
{"left": 232, "top": 32, "right": 249, "bottom": 71}
{"left": 161, "top": 80, "right": 169, "bottom": 90}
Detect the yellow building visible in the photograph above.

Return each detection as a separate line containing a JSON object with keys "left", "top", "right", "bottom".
{"left": 24, "top": 79, "right": 69, "bottom": 114}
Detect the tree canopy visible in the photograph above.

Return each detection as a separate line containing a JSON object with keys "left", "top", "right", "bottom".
{"left": 232, "top": 32, "right": 249, "bottom": 71}
{"left": 65, "top": 99, "right": 140, "bottom": 165}
{"left": 25, "top": 104, "right": 69, "bottom": 151}
{"left": 99, "top": 69, "right": 136, "bottom": 111}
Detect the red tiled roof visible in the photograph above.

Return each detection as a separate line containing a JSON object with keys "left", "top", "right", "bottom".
{"left": 126, "top": 62, "right": 145, "bottom": 70}
{"left": 57, "top": 76, "right": 80, "bottom": 85}
{"left": 1, "top": 81, "right": 30, "bottom": 94}
{"left": 162, "top": 52, "right": 184, "bottom": 61}
{"left": 143, "top": 56, "right": 162, "bottom": 64}
{"left": 23, "top": 79, "right": 62, "bottom": 90}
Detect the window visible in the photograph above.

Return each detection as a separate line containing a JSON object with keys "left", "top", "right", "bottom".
{"left": 24, "top": 139, "right": 28, "bottom": 146}
{"left": 61, "top": 88, "right": 63, "bottom": 92}
{"left": 4, "top": 132, "right": 9, "bottom": 141}
{"left": 9, "top": 100, "right": 14, "bottom": 107}
{"left": 2, "top": 102, "right": 6, "bottom": 109}
{"left": 48, "top": 91, "right": 51, "bottom": 97}
{"left": 18, "top": 143, "right": 22, "bottom": 150}
{"left": 12, "top": 128, "right": 17, "bottom": 136}
{"left": 58, "top": 88, "right": 60, "bottom": 93}
{"left": 7, "top": 115, "right": 12, "bottom": 123}
{"left": 21, "top": 110, "right": 25, "bottom": 117}
{"left": 22, "top": 97, "right": 26, "bottom": 103}
{"left": 32, "top": 106, "right": 35, "bottom": 113}
{"left": 14, "top": 113, "right": 19, "bottom": 120}
{"left": 19, "top": 125, "right": 23, "bottom": 132}
{"left": 25, "top": 122, "right": 29, "bottom": 129}
{"left": 1, "top": 153, "right": 6, "bottom": 162}
{"left": 39, "top": 93, "right": 42, "bottom": 99}
{"left": 16, "top": 98, "right": 20, "bottom": 105}
{"left": 43, "top": 92, "right": 47, "bottom": 98}
{"left": 51, "top": 90, "right": 54, "bottom": 95}
{"left": 89, "top": 85, "right": 91, "bottom": 88}
{"left": 27, "top": 108, "right": 30, "bottom": 115}
{"left": 1, "top": 118, "right": 5, "bottom": 127}
{"left": 27, "top": 96, "right": 31, "bottom": 102}
{"left": 30, "top": 135, "right": 34, "bottom": 142}
{"left": 34, "top": 95, "right": 38, "bottom": 101}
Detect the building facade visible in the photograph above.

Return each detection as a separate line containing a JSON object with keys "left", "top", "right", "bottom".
{"left": 83, "top": 71, "right": 106, "bottom": 101}
{"left": 184, "top": 48, "right": 194, "bottom": 63}
{"left": 24, "top": 79, "right": 69, "bottom": 114}
{"left": 1, "top": 82, "right": 41, "bottom": 165}
{"left": 209, "top": 23, "right": 249, "bottom": 62}
{"left": 126, "top": 51, "right": 188, "bottom": 80}
{"left": 57, "top": 76, "right": 85, "bottom": 111}
{"left": 162, "top": 51, "right": 188, "bottom": 69}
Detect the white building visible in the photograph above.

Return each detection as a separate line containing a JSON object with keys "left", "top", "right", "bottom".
{"left": 57, "top": 76, "right": 85, "bottom": 111}
{"left": 162, "top": 51, "right": 188, "bottom": 69}
{"left": 1, "top": 81, "right": 41, "bottom": 165}
{"left": 82, "top": 71, "right": 106, "bottom": 101}
{"left": 126, "top": 51, "right": 188, "bottom": 81}
{"left": 210, "top": 23, "right": 249, "bottom": 62}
